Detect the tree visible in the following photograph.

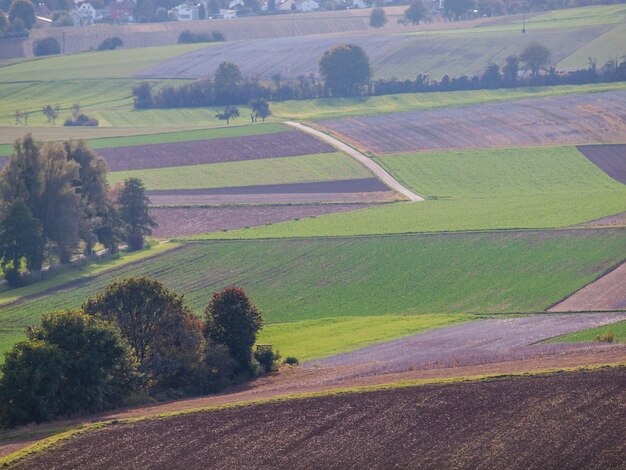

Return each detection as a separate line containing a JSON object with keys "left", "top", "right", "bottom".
{"left": 0, "top": 200, "right": 43, "bottom": 287}
{"left": 319, "top": 44, "right": 372, "bottom": 97}
{"left": 480, "top": 62, "right": 501, "bottom": 88}
{"left": 42, "top": 104, "right": 60, "bottom": 124}
{"left": 33, "top": 37, "right": 61, "bottom": 56}
{"left": 97, "top": 37, "right": 123, "bottom": 51}
{"left": 249, "top": 98, "right": 271, "bottom": 122}
{"left": 444, "top": 0, "right": 474, "bottom": 20}
{"left": 82, "top": 276, "right": 205, "bottom": 388}
{"left": 0, "top": 310, "right": 137, "bottom": 427}
{"left": 8, "top": 0, "right": 35, "bottom": 29}
{"left": 502, "top": 55, "right": 519, "bottom": 85}
{"left": 403, "top": 0, "right": 426, "bottom": 25}
{"left": 132, "top": 81, "right": 153, "bottom": 109}
{"left": 0, "top": 136, "right": 82, "bottom": 265}
{"left": 520, "top": 42, "right": 551, "bottom": 81}
{"left": 214, "top": 62, "right": 243, "bottom": 102}
{"left": 369, "top": 7, "right": 386, "bottom": 28}
{"left": 116, "top": 178, "right": 156, "bottom": 250}
{"left": 204, "top": 287, "right": 262, "bottom": 372}
{"left": 215, "top": 106, "right": 239, "bottom": 124}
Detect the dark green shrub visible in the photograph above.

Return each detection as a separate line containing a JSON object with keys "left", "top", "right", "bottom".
{"left": 97, "top": 37, "right": 123, "bottom": 51}
{"left": 283, "top": 356, "right": 299, "bottom": 366}
{"left": 254, "top": 345, "right": 281, "bottom": 373}
{"left": 596, "top": 331, "right": 615, "bottom": 343}
{"left": 33, "top": 37, "right": 61, "bottom": 56}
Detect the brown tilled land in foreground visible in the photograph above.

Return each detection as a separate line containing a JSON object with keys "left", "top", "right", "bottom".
{"left": 18, "top": 367, "right": 626, "bottom": 470}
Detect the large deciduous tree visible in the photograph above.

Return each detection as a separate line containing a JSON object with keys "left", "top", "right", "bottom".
{"left": 8, "top": 0, "right": 35, "bottom": 29}
{"left": 116, "top": 178, "right": 156, "bottom": 251}
{"left": 204, "top": 286, "right": 262, "bottom": 373}
{"left": 214, "top": 62, "right": 243, "bottom": 103}
{"left": 369, "top": 7, "right": 387, "bottom": 28}
{"left": 82, "top": 276, "right": 205, "bottom": 388}
{"left": 444, "top": 0, "right": 474, "bottom": 20}
{"left": 319, "top": 44, "right": 372, "bottom": 97}
{"left": 404, "top": 0, "right": 426, "bottom": 25}
{"left": 0, "top": 200, "right": 43, "bottom": 286}
{"left": 520, "top": 42, "right": 551, "bottom": 81}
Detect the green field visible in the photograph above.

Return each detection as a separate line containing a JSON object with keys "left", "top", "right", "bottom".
{"left": 1, "top": 229, "right": 623, "bottom": 361}
{"left": 258, "top": 314, "right": 474, "bottom": 362}
{"left": 546, "top": 320, "right": 626, "bottom": 344}
{"left": 198, "top": 146, "right": 626, "bottom": 239}
{"left": 0, "top": 44, "right": 207, "bottom": 81}
{"left": 108, "top": 152, "right": 372, "bottom": 190}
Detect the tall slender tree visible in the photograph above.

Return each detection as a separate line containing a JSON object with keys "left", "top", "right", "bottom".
{"left": 117, "top": 178, "right": 156, "bottom": 250}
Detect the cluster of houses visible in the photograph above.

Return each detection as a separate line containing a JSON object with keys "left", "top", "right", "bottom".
{"left": 65, "top": 0, "right": 374, "bottom": 25}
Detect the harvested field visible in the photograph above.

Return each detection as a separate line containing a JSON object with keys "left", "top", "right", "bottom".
{"left": 150, "top": 204, "right": 381, "bottom": 237}
{"left": 308, "top": 313, "right": 626, "bottom": 375}
{"left": 138, "top": 25, "right": 608, "bottom": 81}
{"left": 97, "top": 131, "right": 335, "bottom": 171}
{"left": 577, "top": 144, "right": 626, "bottom": 184}
{"left": 17, "top": 367, "right": 626, "bottom": 470}
{"left": 145, "top": 179, "right": 394, "bottom": 204}
{"left": 549, "top": 261, "right": 626, "bottom": 312}
{"left": 319, "top": 90, "right": 626, "bottom": 154}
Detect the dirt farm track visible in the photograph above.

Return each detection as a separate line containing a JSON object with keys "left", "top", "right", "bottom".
{"left": 16, "top": 367, "right": 626, "bottom": 470}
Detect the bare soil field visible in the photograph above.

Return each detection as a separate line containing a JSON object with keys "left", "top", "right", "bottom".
{"left": 138, "top": 25, "right": 605, "bottom": 81}
{"left": 146, "top": 179, "right": 397, "bottom": 204}
{"left": 319, "top": 90, "right": 626, "bottom": 154}
{"left": 549, "top": 261, "right": 626, "bottom": 312}
{"left": 308, "top": 313, "right": 626, "bottom": 376}
{"left": 577, "top": 211, "right": 626, "bottom": 227}
{"left": 97, "top": 130, "right": 334, "bottom": 171}
{"left": 17, "top": 367, "right": 626, "bottom": 470}
{"left": 150, "top": 203, "right": 381, "bottom": 237}
{"left": 577, "top": 144, "right": 626, "bottom": 184}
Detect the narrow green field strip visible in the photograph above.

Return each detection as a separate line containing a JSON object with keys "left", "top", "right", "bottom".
{"left": 108, "top": 152, "right": 372, "bottom": 190}
{"left": 201, "top": 193, "right": 626, "bottom": 238}
{"left": 545, "top": 320, "right": 626, "bottom": 344}
{"left": 0, "top": 329, "right": 26, "bottom": 364}
{"left": 372, "top": 146, "right": 624, "bottom": 198}
{"left": 271, "top": 82, "right": 626, "bottom": 121}
{"left": 86, "top": 123, "right": 288, "bottom": 149}
{"left": 258, "top": 314, "right": 475, "bottom": 361}
{"left": 0, "top": 44, "right": 208, "bottom": 82}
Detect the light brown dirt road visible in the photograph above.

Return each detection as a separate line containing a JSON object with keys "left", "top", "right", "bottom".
{"left": 285, "top": 122, "right": 424, "bottom": 202}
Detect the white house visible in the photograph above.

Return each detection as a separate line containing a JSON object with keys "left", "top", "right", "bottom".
{"left": 219, "top": 8, "right": 237, "bottom": 18}
{"left": 351, "top": 0, "right": 369, "bottom": 8}
{"left": 277, "top": 0, "right": 319, "bottom": 11}
{"left": 172, "top": 4, "right": 199, "bottom": 20}
{"left": 228, "top": 0, "right": 245, "bottom": 9}
{"left": 70, "top": 2, "right": 96, "bottom": 25}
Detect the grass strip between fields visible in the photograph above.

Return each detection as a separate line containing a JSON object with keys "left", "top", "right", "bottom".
{"left": 544, "top": 320, "right": 626, "bottom": 344}
{"left": 2, "top": 363, "right": 624, "bottom": 468}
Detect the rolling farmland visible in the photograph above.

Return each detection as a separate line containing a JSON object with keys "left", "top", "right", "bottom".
{"left": 1, "top": 229, "right": 624, "bottom": 361}
{"left": 318, "top": 90, "right": 626, "bottom": 154}
{"left": 16, "top": 368, "right": 626, "bottom": 470}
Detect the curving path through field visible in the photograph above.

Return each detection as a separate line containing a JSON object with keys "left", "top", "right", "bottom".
{"left": 285, "top": 121, "right": 424, "bottom": 202}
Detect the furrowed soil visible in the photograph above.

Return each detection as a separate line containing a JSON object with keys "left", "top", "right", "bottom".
{"left": 150, "top": 204, "right": 382, "bottom": 237}
{"left": 319, "top": 90, "right": 626, "bottom": 154}
{"left": 549, "top": 261, "right": 626, "bottom": 312}
{"left": 577, "top": 144, "right": 626, "bottom": 184}
{"left": 17, "top": 367, "right": 626, "bottom": 470}
{"left": 96, "top": 131, "right": 335, "bottom": 171}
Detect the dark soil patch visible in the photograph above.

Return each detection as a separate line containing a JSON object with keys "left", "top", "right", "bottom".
{"left": 151, "top": 203, "right": 381, "bottom": 237}
{"left": 97, "top": 131, "right": 335, "bottom": 171}
{"left": 146, "top": 178, "right": 389, "bottom": 196}
{"left": 19, "top": 367, "right": 626, "bottom": 470}
{"left": 577, "top": 144, "right": 626, "bottom": 184}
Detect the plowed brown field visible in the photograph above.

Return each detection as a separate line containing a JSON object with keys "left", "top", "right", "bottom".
{"left": 319, "top": 90, "right": 626, "bottom": 154}
{"left": 577, "top": 144, "right": 626, "bottom": 184}
{"left": 17, "top": 367, "right": 626, "bottom": 470}
{"left": 150, "top": 203, "right": 381, "bottom": 237}
{"left": 97, "top": 131, "right": 335, "bottom": 171}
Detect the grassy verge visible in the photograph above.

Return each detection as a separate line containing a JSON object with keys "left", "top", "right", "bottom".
{"left": 545, "top": 320, "right": 626, "bottom": 344}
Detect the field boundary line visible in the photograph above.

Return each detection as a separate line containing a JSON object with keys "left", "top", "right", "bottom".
{"left": 285, "top": 121, "right": 424, "bottom": 202}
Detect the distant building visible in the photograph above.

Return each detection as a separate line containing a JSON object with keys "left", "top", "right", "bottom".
{"left": 70, "top": 2, "right": 96, "bottom": 25}
{"left": 219, "top": 8, "right": 237, "bottom": 18}
{"left": 109, "top": 0, "right": 134, "bottom": 22}
{"left": 228, "top": 0, "right": 245, "bottom": 9}
{"left": 172, "top": 3, "right": 200, "bottom": 20}
{"left": 277, "top": 0, "right": 319, "bottom": 11}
